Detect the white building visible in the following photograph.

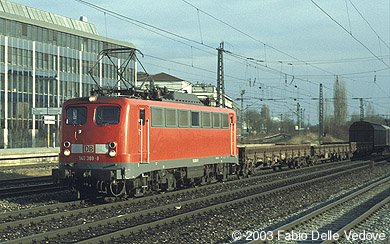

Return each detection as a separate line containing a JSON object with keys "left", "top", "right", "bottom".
{"left": 137, "top": 72, "right": 192, "bottom": 94}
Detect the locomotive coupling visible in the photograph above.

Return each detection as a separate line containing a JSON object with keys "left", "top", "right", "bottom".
{"left": 52, "top": 168, "right": 72, "bottom": 179}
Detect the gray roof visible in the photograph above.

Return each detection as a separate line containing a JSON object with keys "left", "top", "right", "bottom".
{"left": 0, "top": 0, "right": 98, "bottom": 34}
{"left": 0, "top": 0, "right": 135, "bottom": 49}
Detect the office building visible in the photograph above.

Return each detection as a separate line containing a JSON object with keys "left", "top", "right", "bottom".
{"left": 0, "top": 0, "right": 136, "bottom": 148}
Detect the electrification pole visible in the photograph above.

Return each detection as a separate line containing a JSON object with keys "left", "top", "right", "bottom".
{"left": 353, "top": 97, "right": 368, "bottom": 121}
{"left": 319, "top": 83, "right": 324, "bottom": 144}
{"left": 217, "top": 42, "right": 225, "bottom": 107}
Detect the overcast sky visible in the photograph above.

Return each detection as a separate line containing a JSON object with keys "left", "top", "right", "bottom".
{"left": 9, "top": 0, "right": 390, "bottom": 124}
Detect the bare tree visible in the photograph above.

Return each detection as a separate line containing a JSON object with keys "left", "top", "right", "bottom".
{"left": 260, "top": 104, "right": 272, "bottom": 133}
{"left": 246, "top": 109, "right": 262, "bottom": 134}
{"left": 333, "top": 77, "right": 347, "bottom": 125}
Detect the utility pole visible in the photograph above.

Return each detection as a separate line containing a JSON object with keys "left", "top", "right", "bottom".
{"left": 297, "top": 102, "right": 300, "bottom": 135}
{"left": 217, "top": 42, "right": 225, "bottom": 107}
{"left": 319, "top": 83, "right": 324, "bottom": 144}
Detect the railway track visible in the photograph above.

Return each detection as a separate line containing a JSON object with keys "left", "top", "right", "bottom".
{"left": 0, "top": 159, "right": 384, "bottom": 244}
{"left": 256, "top": 175, "right": 390, "bottom": 244}
{"left": 0, "top": 176, "right": 65, "bottom": 198}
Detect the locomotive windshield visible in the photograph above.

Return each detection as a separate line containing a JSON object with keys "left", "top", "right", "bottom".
{"left": 95, "top": 106, "right": 120, "bottom": 125}
{"left": 65, "top": 106, "right": 87, "bottom": 125}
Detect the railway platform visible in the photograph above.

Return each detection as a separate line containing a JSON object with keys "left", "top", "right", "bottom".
{"left": 0, "top": 147, "right": 59, "bottom": 167}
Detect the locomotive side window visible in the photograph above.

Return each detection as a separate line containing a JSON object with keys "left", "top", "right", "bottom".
{"left": 178, "top": 110, "right": 189, "bottom": 127}
{"left": 202, "top": 112, "right": 211, "bottom": 128}
{"left": 95, "top": 106, "right": 120, "bottom": 125}
{"left": 213, "top": 113, "right": 221, "bottom": 128}
{"left": 148, "top": 107, "right": 231, "bottom": 129}
{"left": 191, "top": 111, "right": 200, "bottom": 127}
{"left": 166, "top": 108, "right": 177, "bottom": 127}
{"left": 66, "top": 106, "right": 87, "bottom": 125}
{"left": 222, "top": 113, "right": 229, "bottom": 128}
{"left": 151, "top": 107, "right": 164, "bottom": 127}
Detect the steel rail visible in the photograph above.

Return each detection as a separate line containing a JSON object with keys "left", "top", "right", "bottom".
{"left": 0, "top": 200, "right": 85, "bottom": 224}
{"left": 0, "top": 158, "right": 361, "bottom": 227}
{"left": 251, "top": 175, "right": 390, "bottom": 243}
{"left": 0, "top": 184, "right": 67, "bottom": 198}
{"left": 0, "top": 158, "right": 369, "bottom": 234}
{"left": 0, "top": 176, "right": 53, "bottom": 186}
{"left": 322, "top": 195, "right": 390, "bottom": 244}
{"left": 3, "top": 160, "right": 379, "bottom": 243}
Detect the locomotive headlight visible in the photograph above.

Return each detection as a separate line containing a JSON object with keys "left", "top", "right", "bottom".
{"left": 64, "top": 149, "right": 71, "bottom": 156}
{"left": 63, "top": 141, "right": 71, "bottom": 148}
{"left": 108, "top": 141, "right": 117, "bottom": 149}
{"left": 89, "top": 96, "right": 97, "bottom": 102}
{"left": 109, "top": 150, "right": 116, "bottom": 157}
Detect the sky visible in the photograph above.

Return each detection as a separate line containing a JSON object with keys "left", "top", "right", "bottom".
{"left": 8, "top": 0, "right": 390, "bottom": 125}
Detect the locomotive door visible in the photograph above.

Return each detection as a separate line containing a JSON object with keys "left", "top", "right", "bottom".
{"left": 230, "top": 114, "right": 236, "bottom": 155}
{"left": 138, "top": 106, "right": 150, "bottom": 163}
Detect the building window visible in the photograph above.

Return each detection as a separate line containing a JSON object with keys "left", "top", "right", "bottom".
{"left": 7, "top": 47, "right": 11, "bottom": 64}
{"left": 21, "top": 23, "right": 27, "bottom": 37}
{"left": 0, "top": 74, "right": 4, "bottom": 90}
{"left": 0, "top": 45, "right": 4, "bottom": 63}
{"left": 0, "top": 18, "right": 4, "bottom": 35}
{"left": 22, "top": 49, "right": 27, "bottom": 66}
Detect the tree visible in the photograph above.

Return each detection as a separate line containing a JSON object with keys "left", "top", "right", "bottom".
{"left": 365, "top": 103, "right": 385, "bottom": 124}
{"left": 260, "top": 104, "right": 272, "bottom": 133}
{"left": 246, "top": 109, "right": 262, "bottom": 134}
{"left": 333, "top": 77, "right": 347, "bottom": 125}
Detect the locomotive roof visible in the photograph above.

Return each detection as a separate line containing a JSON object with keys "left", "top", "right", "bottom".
{"left": 63, "top": 96, "right": 235, "bottom": 112}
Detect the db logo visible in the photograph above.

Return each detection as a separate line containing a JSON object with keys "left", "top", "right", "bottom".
{"left": 84, "top": 145, "right": 94, "bottom": 153}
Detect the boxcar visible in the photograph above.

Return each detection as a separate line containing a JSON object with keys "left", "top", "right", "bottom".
{"left": 349, "top": 121, "right": 389, "bottom": 154}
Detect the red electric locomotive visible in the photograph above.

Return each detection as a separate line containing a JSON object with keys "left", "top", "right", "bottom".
{"left": 53, "top": 93, "right": 239, "bottom": 197}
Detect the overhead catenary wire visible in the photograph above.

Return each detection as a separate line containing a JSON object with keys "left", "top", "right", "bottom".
{"left": 311, "top": 0, "right": 390, "bottom": 70}
{"left": 76, "top": 0, "right": 380, "bottom": 96}
{"left": 180, "top": 0, "right": 339, "bottom": 77}
{"left": 73, "top": 0, "right": 389, "bottom": 123}
{"left": 348, "top": 0, "right": 390, "bottom": 52}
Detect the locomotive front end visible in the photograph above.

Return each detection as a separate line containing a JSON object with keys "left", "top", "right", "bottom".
{"left": 53, "top": 96, "right": 129, "bottom": 197}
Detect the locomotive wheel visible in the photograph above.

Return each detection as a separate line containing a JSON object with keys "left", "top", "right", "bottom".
{"left": 309, "top": 156, "right": 318, "bottom": 166}
{"left": 287, "top": 159, "right": 294, "bottom": 169}
{"left": 166, "top": 173, "right": 176, "bottom": 191}
{"left": 109, "top": 180, "right": 126, "bottom": 197}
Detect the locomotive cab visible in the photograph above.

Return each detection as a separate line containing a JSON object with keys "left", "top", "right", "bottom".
{"left": 53, "top": 96, "right": 129, "bottom": 197}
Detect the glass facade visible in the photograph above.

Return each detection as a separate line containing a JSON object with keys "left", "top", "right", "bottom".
{"left": 0, "top": 2, "right": 136, "bottom": 148}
